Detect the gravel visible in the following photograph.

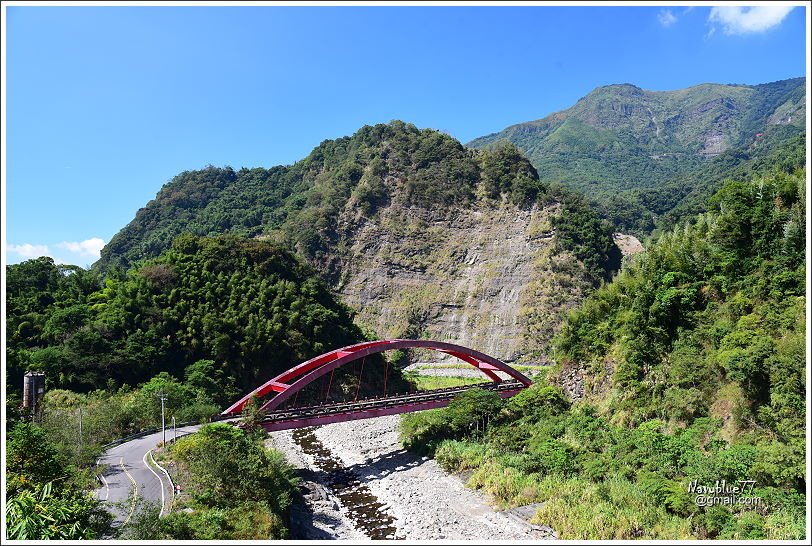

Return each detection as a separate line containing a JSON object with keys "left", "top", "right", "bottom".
{"left": 404, "top": 362, "right": 547, "bottom": 380}
{"left": 269, "top": 414, "right": 555, "bottom": 540}
{"left": 268, "top": 430, "right": 367, "bottom": 541}
{"left": 405, "top": 363, "right": 512, "bottom": 379}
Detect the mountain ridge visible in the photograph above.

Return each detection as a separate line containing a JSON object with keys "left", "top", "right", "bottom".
{"left": 96, "top": 121, "right": 620, "bottom": 363}
{"left": 467, "top": 77, "right": 805, "bottom": 227}
{"left": 468, "top": 77, "right": 806, "bottom": 238}
{"left": 472, "top": 77, "right": 804, "bottom": 145}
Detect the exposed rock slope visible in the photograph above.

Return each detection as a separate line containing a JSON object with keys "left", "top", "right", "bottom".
{"left": 337, "top": 201, "right": 593, "bottom": 361}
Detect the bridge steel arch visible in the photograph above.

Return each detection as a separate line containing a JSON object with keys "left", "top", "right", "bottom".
{"left": 222, "top": 339, "right": 532, "bottom": 416}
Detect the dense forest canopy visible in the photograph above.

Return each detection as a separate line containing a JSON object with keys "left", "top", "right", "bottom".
{"left": 6, "top": 235, "right": 388, "bottom": 396}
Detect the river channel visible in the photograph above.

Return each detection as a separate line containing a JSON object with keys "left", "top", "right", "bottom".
{"left": 267, "top": 413, "right": 555, "bottom": 540}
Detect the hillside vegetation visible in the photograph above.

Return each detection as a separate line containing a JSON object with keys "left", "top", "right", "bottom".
{"left": 469, "top": 77, "right": 805, "bottom": 234}
{"left": 8, "top": 235, "right": 380, "bottom": 395}
{"left": 402, "top": 168, "right": 806, "bottom": 539}
{"left": 94, "top": 122, "right": 619, "bottom": 363}
{"left": 96, "top": 121, "right": 546, "bottom": 275}
{"left": 558, "top": 168, "right": 805, "bottom": 432}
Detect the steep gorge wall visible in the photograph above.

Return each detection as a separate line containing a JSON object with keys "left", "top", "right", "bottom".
{"left": 333, "top": 201, "right": 593, "bottom": 363}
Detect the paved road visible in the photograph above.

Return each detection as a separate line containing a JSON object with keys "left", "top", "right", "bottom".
{"left": 95, "top": 425, "right": 202, "bottom": 526}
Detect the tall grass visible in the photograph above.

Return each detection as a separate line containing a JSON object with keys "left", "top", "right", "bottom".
{"left": 434, "top": 440, "right": 490, "bottom": 472}
{"left": 529, "top": 476, "right": 693, "bottom": 540}
{"left": 437, "top": 441, "right": 693, "bottom": 539}
{"left": 467, "top": 461, "right": 694, "bottom": 539}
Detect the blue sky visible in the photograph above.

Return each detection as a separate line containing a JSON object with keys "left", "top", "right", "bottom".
{"left": 4, "top": 4, "right": 807, "bottom": 267}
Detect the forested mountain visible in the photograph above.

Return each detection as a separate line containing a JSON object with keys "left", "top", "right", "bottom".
{"left": 469, "top": 78, "right": 806, "bottom": 234}
{"left": 603, "top": 129, "right": 805, "bottom": 234}
{"left": 7, "top": 236, "right": 396, "bottom": 396}
{"left": 401, "top": 167, "right": 806, "bottom": 539}
{"left": 95, "top": 122, "right": 620, "bottom": 363}
{"left": 96, "top": 121, "right": 545, "bottom": 275}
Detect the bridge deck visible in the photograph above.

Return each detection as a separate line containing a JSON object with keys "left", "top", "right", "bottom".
{"left": 257, "top": 380, "right": 526, "bottom": 432}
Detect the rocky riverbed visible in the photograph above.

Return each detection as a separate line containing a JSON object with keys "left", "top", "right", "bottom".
{"left": 404, "top": 362, "right": 513, "bottom": 379}
{"left": 267, "top": 414, "right": 555, "bottom": 540}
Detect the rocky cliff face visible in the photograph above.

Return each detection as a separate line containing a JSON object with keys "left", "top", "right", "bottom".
{"left": 334, "top": 201, "right": 593, "bottom": 363}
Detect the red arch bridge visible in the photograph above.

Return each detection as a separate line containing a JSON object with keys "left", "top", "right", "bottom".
{"left": 221, "top": 339, "right": 532, "bottom": 432}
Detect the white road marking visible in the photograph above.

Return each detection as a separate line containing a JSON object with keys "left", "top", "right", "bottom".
{"left": 96, "top": 457, "right": 110, "bottom": 501}
{"left": 98, "top": 471, "right": 110, "bottom": 501}
{"left": 143, "top": 449, "right": 167, "bottom": 517}
{"left": 150, "top": 449, "right": 177, "bottom": 513}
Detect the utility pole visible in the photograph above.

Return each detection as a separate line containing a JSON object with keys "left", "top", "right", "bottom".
{"left": 78, "top": 406, "right": 83, "bottom": 453}
{"left": 172, "top": 416, "right": 177, "bottom": 444}
{"left": 158, "top": 391, "right": 168, "bottom": 446}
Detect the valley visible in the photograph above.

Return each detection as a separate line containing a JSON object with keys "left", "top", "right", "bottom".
{"left": 6, "top": 76, "right": 807, "bottom": 541}
{"left": 272, "top": 414, "right": 553, "bottom": 541}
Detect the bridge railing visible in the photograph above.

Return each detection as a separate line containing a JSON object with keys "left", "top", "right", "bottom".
{"left": 260, "top": 380, "right": 526, "bottom": 422}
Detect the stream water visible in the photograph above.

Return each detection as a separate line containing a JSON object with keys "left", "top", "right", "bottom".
{"left": 291, "top": 426, "right": 398, "bottom": 539}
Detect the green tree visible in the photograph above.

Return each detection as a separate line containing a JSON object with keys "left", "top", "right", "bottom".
{"left": 6, "top": 422, "right": 112, "bottom": 539}
{"left": 6, "top": 422, "right": 65, "bottom": 496}
{"left": 169, "top": 423, "right": 297, "bottom": 513}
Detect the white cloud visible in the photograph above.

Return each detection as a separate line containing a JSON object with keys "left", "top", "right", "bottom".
{"left": 57, "top": 237, "right": 106, "bottom": 259}
{"left": 708, "top": 6, "right": 794, "bottom": 35}
{"left": 9, "top": 243, "right": 52, "bottom": 259}
{"left": 7, "top": 244, "right": 68, "bottom": 264}
{"left": 7, "top": 237, "right": 105, "bottom": 265}
{"left": 658, "top": 9, "right": 678, "bottom": 27}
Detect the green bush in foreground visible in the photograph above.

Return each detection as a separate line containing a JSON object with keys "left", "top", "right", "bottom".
{"left": 6, "top": 483, "right": 112, "bottom": 540}
{"left": 125, "top": 498, "right": 287, "bottom": 541}
{"left": 128, "top": 423, "right": 298, "bottom": 540}
{"left": 169, "top": 423, "right": 297, "bottom": 512}
{"left": 5, "top": 422, "right": 112, "bottom": 540}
